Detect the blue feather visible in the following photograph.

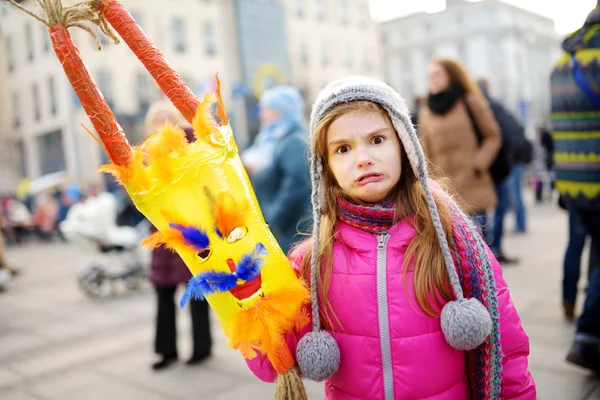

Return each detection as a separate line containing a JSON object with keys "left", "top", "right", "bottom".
{"left": 179, "top": 243, "right": 269, "bottom": 307}
{"left": 169, "top": 223, "right": 210, "bottom": 250}
{"left": 235, "top": 243, "right": 268, "bottom": 282}
{"left": 179, "top": 286, "right": 192, "bottom": 308}
{"left": 215, "top": 227, "right": 223, "bottom": 239}
{"left": 179, "top": 270, "right": 239, "bottom": 308}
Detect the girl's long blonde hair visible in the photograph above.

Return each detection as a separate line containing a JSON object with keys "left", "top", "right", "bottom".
{"left": 298, "top": 101, "right": 455, "bottom": 329}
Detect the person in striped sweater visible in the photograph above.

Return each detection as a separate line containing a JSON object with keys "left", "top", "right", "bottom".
{"left": 551, "top": 3, "right": 600, "bottom": 374}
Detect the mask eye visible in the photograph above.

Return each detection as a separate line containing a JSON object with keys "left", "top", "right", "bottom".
{"left": 227, "top": 227, "right": 248, "bottom": 243}
{"left": 195, "top": 248, "right": 212, "bottom": 263}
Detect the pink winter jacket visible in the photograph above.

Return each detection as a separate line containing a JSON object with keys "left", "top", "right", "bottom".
{"left": 247, "top": 218, "right": 537, "bottom": 399}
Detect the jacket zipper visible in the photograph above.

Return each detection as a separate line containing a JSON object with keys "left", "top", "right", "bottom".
{"left": 377, "top": 233, "right": 394, "bottom": 400}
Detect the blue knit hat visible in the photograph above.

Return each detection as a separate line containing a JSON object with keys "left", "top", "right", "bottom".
{"left": 259, "top": 85, "right": 305, "bottom": 125}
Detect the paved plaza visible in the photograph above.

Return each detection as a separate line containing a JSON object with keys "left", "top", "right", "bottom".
{"left": 0, "top": 200, "right": 599, "bottom": 399}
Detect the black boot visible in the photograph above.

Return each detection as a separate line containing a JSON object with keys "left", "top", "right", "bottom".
{"left": 566, "top": 340, "right": 600, "bottom": 373}
{"left": 186, "top": 352, "right": 211, "bottom": 366}
{"left": 151, "top": 355, "right": 177, "bottom": 371}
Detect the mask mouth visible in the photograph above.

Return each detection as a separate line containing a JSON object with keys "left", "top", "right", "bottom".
{"left": 230, "top": 276, "right": 263, "bottom": 301}
{"left": 226, "top": 256, "right": 263, "bottom": 301}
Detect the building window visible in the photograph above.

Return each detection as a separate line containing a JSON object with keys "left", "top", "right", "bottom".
{"left": 33, "top": 84, "right": 41, "bottom": 121}
{"left": 357, "top": 1, "right": 368, "bottom": 27}
{"left": 344, "top": 43, "right": 353, "bottom": 68}
{"left": 172, "top": 18, "right": 186, "bottom": 53}
{"left": 136, "top": 72, "right": 150, "bottom": 109}
{"left": 339, "top": 0, "right": 348, "bottom": 24}
{"left": 97, "top": 69, "right": 114, "bottom": 105}
{"left": 300, "top": 38, "right": 309, "bottom": 65}
{"left": 15, "top": 141, "right": 27, "bottom": 178}
{"left": 41, "top": 25, "right": 50, "bottom": 53}
{"left": 48, "top": 76, "right": 58, "bottom": 115}
{"left": 363, "top": 48, "right": 372, "bottom": 71}
{"left": 37, "top": 130, "right": 67, "bottom": 175}
{"left": 424, "top": 22, "right": 432, "bottom": 34}
{"left": 12, "top": 92, "right": 20, "bottom": 129}
{"left": 292, "top": 0, "right": 304, "bottom": 17}
{"left": 6, "top": 36, "right": 14, "bottom": 72}
{"left": 315, "top": 0, "right": 325, "bottom": 20}
{"left": 204, "top": 22, "right": 216, "bottom": 55}
{"left": 321, "top": 41, "right": 329, "bottom": 66}
{"left": 26, "top": 23, "right": 34, "bottom": 62}
{"left": 458, "top": 41, "right": 466, "bottom": 62}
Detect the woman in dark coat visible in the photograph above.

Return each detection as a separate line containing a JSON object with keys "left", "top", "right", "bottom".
{"left": 146, "top": 102, "right": 212, "bottom": 370}
{"left": 241, "top": 86, "right": 312, "bottom": 254}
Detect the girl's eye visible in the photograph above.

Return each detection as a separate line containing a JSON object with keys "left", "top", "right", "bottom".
{"left": 372, "top": 136, "right": 385, "bottom": 145}
{"left": 195, "top": 248, "right": 212, "bottom": 263}
{"left": 336, "top": 145, "right": 350, "bottom": 154}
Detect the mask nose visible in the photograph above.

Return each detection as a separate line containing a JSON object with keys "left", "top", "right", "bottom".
{"left": 226, "top": 258, "right": 236, "bottom": 273}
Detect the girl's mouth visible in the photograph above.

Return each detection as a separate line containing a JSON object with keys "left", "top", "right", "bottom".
{"left": 356, "top": 173, "right": 383, "bottom": 186}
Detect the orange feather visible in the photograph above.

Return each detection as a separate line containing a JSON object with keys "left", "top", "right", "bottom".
{"left": 214, "top": 192, "right": 247, "bottom": 237}
{"left": 215, "top": 74, "right": 229, "bottom": 126}
{"left": 228, "top": 279, "right": 310, "bottom": 374}
{"left": 142, "top": 231, "right": 166, "bottom": 250}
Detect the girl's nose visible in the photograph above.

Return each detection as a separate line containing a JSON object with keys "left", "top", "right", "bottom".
{"left": 356, "top": 147, "right": 374, "bottom": 168}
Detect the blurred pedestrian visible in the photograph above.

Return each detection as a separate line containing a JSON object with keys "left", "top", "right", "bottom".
{"left": 559, "top": 196, "right": 590, "bottom": 320}
{"left": 241, "top": 86, "right": 312, "bottom": 254}
{"left": 551, "top": 2, "right": 600, "bottom": 373}
{"left": 478, "top": 78, "right": 532, "bottom": 264}
{"left": 410, "top": 96, "right": 424, "bottom": 130}
{"left": 418, "top": 58, "right": 501, "bottom": 241}
{"left": 534, "top": 128, "right": 554, "bottom": 203}
{"left": 33, "top": 193, "right": 58, "bottom": 241}
{"left": 3, "top": 196, "right": 34, "bottom": 243}
{"left": 145, "top": 102, "right": 212, "bottom": 370}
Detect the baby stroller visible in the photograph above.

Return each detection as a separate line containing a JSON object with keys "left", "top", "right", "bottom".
{"left": 59, "top": 192, "right": 151, "bottom": 298}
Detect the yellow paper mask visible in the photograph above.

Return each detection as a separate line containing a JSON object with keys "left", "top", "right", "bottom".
{"left": 101, "top": 84, "right": 310, "bottom": 374}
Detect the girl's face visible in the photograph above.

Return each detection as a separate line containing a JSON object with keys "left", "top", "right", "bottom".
{"left": 326, "top": 110, "right": 402, "bottom": 203}
{"left": 427, "top": 62, "right": 450, "bottom": 94}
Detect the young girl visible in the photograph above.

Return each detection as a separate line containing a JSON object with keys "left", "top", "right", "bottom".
{"left": 247, "top": 76, "right": 536, "bottom": 399}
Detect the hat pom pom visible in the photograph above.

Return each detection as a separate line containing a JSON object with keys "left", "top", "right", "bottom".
{"left": 296, "top": 330, "right": 340, "bottom": 381}
{"left": 441, "top": 298, "right": 492, "bottom": 351}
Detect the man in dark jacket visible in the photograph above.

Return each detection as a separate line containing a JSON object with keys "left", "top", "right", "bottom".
{"left": 478, "top": 79, "right": 531, "bottom": 264}
{"left": 551, "top": 4, "right": 600, "bottom": 373}
{"left": 243, "top": 86, "right": 312, "bottom": 254}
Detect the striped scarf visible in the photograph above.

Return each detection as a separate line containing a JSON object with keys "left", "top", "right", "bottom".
{"left": 338, "top": 195, "right": 503, "bottom": 398}
{"left": 449, "top": 202, "right": 503, "bottom": 399}
{"left": 337, "top": 196, "right": 396, "bottom": 233}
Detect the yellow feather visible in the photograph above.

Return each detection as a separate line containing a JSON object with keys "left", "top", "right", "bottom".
{"left": 128, "top": 147, "right": 150, "bottom": 191}
{"left": 159, "top": 123, "right": 188, "bottom": 151}
{"left": 98, "top": 163, "right": 129, "bottom": 183}
{"left": 192, "top": 93, "right": 219, "bottom": 140}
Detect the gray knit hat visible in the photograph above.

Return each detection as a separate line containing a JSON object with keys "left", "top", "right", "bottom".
{"left": 295, "top": 76, "right": 492, "bottom": 381}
